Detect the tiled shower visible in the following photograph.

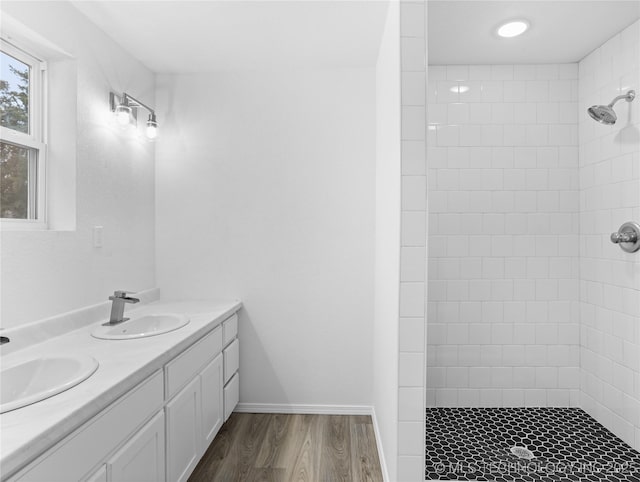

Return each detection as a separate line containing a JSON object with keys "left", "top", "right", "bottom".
{"left": 425, "top": 16, "right": 640, "bottom": 481}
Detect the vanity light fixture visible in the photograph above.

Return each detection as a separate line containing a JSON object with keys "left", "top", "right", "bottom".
{"left": 110, "top": 92, "right": 159, "bottom": 139}
{"left": 146, "top": 113, "right": 158, "bottom": 140}
{"left": 114, "top": 100, "right": 132, "bottom": 126}
{"left": 497, "top": 20, "right": 530, "bottom": 38}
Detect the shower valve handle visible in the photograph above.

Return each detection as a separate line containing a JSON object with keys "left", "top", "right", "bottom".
{"left": 611, "top": 231, "right": 636, "bottom": 244}
{"left": 610, "top": 222, "right": 640, "bottom": 253}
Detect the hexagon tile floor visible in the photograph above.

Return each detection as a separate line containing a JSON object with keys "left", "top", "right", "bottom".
{"left": 425, "top": 407, "right": 640, "bottom": 481}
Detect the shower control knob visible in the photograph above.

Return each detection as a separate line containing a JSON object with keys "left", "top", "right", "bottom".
{"left": 611, "top": 231, "right": 635, "bottom": 243}
{"left": 610, "top": 222, "right": 640, "bottom": 253}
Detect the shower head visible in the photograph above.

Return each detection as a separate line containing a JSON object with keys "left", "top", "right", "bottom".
{"left": 588, "top": 104, "right": 617, "bottom": 124}
{"left": 587, "top": 90, "right": 635, "bottom": 125}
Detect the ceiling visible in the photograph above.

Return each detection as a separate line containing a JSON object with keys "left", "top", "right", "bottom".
{"left": 70, "top": 0, "right": 389, "bottom": 73}
{"left": 429, "top": 1, "right": 640, "bottom": 65}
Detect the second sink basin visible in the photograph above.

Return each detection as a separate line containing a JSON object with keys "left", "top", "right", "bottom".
{"left": 1, "top": 355, "right": 99, "bottom": 414}
{"left": 91, "top": 314, "right": 190, "bottom": 340}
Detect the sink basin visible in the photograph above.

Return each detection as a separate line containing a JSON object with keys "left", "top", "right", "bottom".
{"left": 0, "top": 355, "right": 99, "bottom": 414}
{"left": 91, "top": 314, "right": 190, "bottom": 340}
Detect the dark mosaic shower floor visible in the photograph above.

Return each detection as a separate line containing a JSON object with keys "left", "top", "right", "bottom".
{"left": 426, "top": 408, "right": 640, "bottom": 481}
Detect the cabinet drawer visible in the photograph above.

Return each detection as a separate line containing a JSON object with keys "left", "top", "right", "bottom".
{"left": 14, "top": 371, "right": 164, "bottom": 482}
{"left": 165, "top": 326, "right": 222, "bottom": 400}
{"left": 223, "top": 373, "right": 239, "bottom": 421}
{"left": 223, "top": 338, "right": 239, "bottom": 384}
{"left": 222, "top": 313, "right": 238, "bottom": 346}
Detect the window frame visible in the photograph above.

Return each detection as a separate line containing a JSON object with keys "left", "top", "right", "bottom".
{"left": 0, "top": 38, "right": 47, "bottom": 229}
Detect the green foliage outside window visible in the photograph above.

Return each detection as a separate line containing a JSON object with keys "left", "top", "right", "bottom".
{"left": 1, "top": 57, "right": 31, "bottom": 219}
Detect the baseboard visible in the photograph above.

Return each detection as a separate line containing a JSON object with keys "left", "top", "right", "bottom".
{"left": 235, "top": 402, "right": 373, "bottom": 415}
{"left": 370, "top": 406, "right": 390, "bottom": 482}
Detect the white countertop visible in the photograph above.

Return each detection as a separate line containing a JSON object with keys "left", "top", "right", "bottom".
{"left": 0, "top": 298, "right": 242, "bottom": 479}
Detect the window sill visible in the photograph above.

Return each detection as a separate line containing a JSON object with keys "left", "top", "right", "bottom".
{"left": 0, "top": 219, "right": 48, "bottom": 231}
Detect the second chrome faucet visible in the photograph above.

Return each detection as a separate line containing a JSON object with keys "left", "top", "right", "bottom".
{"left": 104, "top": 290, "right": 140, "bottom": 326}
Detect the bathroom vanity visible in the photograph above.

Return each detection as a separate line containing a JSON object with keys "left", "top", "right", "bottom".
{"left": 0, "top": 297, "right": 241, "bottom": 482}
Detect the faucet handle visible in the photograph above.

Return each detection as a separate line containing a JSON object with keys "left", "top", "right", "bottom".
{"left": 111, "top": 290, "right": 136, "bottom": 299}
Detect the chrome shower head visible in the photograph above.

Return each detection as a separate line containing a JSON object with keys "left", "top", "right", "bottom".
{"left": 588, "top": 104, "right": 617, "bottom": 124}
{"left": 587, "top": 90, "right": 635, "bottom": 125}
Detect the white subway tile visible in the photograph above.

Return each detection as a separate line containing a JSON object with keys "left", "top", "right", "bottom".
{"left": 402, "top": 71, "right": 426, "bottom": 106}
{"left": 537, "top": 64, "right": 559, "bottom": 80}
{"left": 524, "top": 389, "right": 547, "bottom": 406}
{"left": 469, "top": 65, "right": 491, "bottom": 80}
{"left": 491, "top": 65, "right": 514, "bottom": 80}
{"left": 447, "top": 65, "right": 469, "bottom": 81}
{"left": 436, "top": 125, "right": 459, "bottom": 146}
{"left": 402, "top": 212, "right": 426, "bottom": 246}
{"left": 402, "top": 176, "right": 427, "bottom": 211}
{"left": 482, "top": 81, "right": 503, "bottom": 102}
{"left": 402, "top": 141, "right": 426, "bottom": 174}
{"left": 513, "top": 103, "right": 537, "bottom": 123}
{"left": 399, "top": 387, "right": 424, "bottom": 421}
{"left": 400, "top": 282, "right": 425, "bottom": 317}
{"left": 400, "top": 2, "right": 425, "bottom": 38}
{"left": 398, "top": 422, "right": 424, "bottom": 455}
{"left": 401, "top": 37, "right": 425, "bottom": 71}
{"left": 399, "top": 352, "right": 424, "bottom": 387}
{"left": 469, "top": 103, "right": 492, "bottom": 123}
{"left": 398, "top": 456, "right": 424, "bottom": 482}
{"left": 448, "top": 102, "right": 469, "bottom": 124}
{"left": 402, "top": 106, "right": 426, "bottom": 140}
{"left": 514, "top": 64, "right": 536, "bottom": 80}
{"left": 526, "top": 80, "right": 549, "bottom": 101}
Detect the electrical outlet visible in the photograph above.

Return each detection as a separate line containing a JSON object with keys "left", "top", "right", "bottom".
{"left": 93, "top": 226, "right": 104, "bottom": 248}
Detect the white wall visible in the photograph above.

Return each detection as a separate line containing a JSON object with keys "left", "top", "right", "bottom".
{"left": 373, "top": 1, "right": 401, "bottom": 479}
{"left": 426, "top": 63, "right": 581, "bottom": 407}
{"left": 155, "top": 70, "right": 376, "bottom": 407}
{"left": 578, "top": 19, "right": 640, "bottom": 451}
{"left": 0, "top": 2, "right": 156, "bottom": 329}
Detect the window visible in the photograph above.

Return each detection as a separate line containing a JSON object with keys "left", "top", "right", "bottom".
{"left": 0, "top": 39, "right": 46, "bottom": 225}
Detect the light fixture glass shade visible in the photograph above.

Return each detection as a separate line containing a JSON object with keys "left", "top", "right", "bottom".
{"left": 497, "top": 20, "right": 529, "bottom": 38}
{"left": 146, "top": 114, "right": 158, "bottom": 139}
{"left": 115, "top": 104, "right": 132, "bottom": 125}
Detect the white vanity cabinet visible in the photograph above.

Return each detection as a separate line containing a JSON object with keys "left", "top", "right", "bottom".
{"left": 6, "top": 310, "right": 240, "bottom": 482}
{"left": 164, "top": 326, "right": 225, "bottom": 482}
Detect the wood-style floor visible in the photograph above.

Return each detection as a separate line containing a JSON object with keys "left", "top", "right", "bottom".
{"left": 188, "top": 413, "right": 384, "bottom": 482}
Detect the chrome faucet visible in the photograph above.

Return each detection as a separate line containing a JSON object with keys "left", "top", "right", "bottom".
{"left": 104, "top": 290, "right": 140, "bottom": 326}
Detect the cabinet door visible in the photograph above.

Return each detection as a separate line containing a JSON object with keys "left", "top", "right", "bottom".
{"left": 108, "top": 411, "right": 165, "bottom": 482}
{"left": 200, "top": 353, "right": 224, "bottom": 448}
{"left": 166, "top": 376, "right": 201, "bottom": 482}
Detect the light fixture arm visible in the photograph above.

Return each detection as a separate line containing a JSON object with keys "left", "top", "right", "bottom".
{"left": 121, "top": 92, "right": 156, "bottom": 117}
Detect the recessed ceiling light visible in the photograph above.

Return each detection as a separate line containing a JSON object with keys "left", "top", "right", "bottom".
{"left": 497, "top": 20, "right": 529, "bottom": 38}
